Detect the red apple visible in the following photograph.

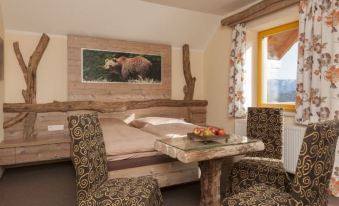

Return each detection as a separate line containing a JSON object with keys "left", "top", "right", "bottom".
{"left": 218, "top": 129, "right": 225, "bottom": 136}
{"left": 212, "top": 127, "right": 219, "bottom": 135}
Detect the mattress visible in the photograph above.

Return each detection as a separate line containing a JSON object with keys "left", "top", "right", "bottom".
{"left": 100, "top": 118, "right": 161, "bottom": 156}
{"left": 101, "top": 117, "right": 197, "bottom": 170}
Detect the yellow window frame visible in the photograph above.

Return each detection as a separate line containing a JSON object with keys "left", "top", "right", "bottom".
{"left": 257, "top": 21, "right": 299, "bottom": 112}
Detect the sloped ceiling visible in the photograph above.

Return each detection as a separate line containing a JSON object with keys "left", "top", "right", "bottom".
{"left": 142, "top": 0, "right": 260, "bottom": 15}
{"left": 0, "top": 0, "right": 224, "bottom": 50}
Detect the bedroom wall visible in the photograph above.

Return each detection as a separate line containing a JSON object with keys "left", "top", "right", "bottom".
{"left": 203, "top": 5, "right": 300, "bottom": 133}
{"left": 4, "top": 30, "right": 205, "bottom": 103}
{"left": 0, "top": 4, "right": 4, "bottom": 143}
{"left": 203, "top": 26, "right": 234, "bottom": 133}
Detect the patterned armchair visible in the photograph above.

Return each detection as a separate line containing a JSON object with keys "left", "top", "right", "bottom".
{"left": 226, "top": 107, "right": 290, "bottom": 195}
{"left": 223, "top": 119, "right": 339, "bottom": 206}
{"left": 68, "top": 113, "right": 163, "bottom": 206}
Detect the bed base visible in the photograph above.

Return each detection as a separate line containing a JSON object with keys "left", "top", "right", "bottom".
{"left": 108, "top": 161, "right": 199, "bottom": 188}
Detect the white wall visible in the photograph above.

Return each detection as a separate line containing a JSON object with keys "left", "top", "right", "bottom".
{"left": 0, "top": 3, "right": 4, "bottom": 143}
{"left": 4, "top": 31, "right": 68, "bottom": 103}
{"left": 202, "top": 5, "right": 300, "bottom": 133}
{"left": 1, "top": 0, "right": 220, "bottom": 50}
{"left": 172, "top": 47, "right": 205, "bottom": 100}
{"left": 204, "top": 26, "right": 235, "bottom": 133}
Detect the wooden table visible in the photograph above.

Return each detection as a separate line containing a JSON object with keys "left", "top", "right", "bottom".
{"left": 154, "top": 134, "right": 264, "bottom": 206}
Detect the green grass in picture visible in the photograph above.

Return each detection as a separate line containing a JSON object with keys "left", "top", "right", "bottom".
{"left": 82, "top": 49, "right": 162, "bottom": 84}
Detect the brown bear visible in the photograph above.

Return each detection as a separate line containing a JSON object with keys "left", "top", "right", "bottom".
{"left": 104, "top": 56, "right": 152, "bottom": 81}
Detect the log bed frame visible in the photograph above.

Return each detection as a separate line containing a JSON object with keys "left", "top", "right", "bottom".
{"left": 1, "top": 99, "right": 207, "bottom": 187}
{"left": 0, "top": 34, "right": 205, "bottom": 187}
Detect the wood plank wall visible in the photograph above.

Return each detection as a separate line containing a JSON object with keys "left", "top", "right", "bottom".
{"left": 68, "top": 35, "right": 172, "bottom": 101}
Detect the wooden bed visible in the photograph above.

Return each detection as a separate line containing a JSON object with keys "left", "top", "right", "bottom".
{"left": 0, "top": 100, "right": 207, "bottom": 187}
{"left": 1, "top": 34, "right": 205, "bottom": 187}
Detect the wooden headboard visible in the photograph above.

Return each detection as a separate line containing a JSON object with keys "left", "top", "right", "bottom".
{"left": 0, "top": 100, "right": 207, "bottom": 166}
{"left": 68, "top": 35, "right": 172, "bottom": 101}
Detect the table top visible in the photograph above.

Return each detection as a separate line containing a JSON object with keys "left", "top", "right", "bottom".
{"left": 154, "top": 134, "right": 265, "bottom": 163}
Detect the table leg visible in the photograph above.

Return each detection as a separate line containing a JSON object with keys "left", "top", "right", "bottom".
{"left": 199, "top": 158, "right": 223, "bottom": 206}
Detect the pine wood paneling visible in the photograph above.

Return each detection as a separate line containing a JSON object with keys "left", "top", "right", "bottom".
{"left": 108, "top": 161, "right": 199, "bottom": 188}
{"left": 0, "top": 148, "right": 16, "bottom": 165}
{"left": 67, "top": 35, "right": 172, "bottom": 101}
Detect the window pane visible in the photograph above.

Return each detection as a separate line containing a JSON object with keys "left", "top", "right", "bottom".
{"left": 262, "top": 27, "right": 298, "bottom": 104}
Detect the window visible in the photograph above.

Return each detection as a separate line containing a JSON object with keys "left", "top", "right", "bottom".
{"left": 257, "top": 21, "right": 299, "bottom": 112}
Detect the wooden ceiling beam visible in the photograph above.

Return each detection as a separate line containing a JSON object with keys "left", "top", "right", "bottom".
{"left": 221, "top": 0, "right": 299, "bottom": 27}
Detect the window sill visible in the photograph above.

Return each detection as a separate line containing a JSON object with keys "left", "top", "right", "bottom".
{"left": 283, "top": 111, "right": 296, "bottom": 117}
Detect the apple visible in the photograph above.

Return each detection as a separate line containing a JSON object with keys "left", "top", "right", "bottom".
{"left": 214, "top": 128, "right": 221, "bottom": 135}
{"left": 203, "top": 129, "right": 214, "bottom": 137}
{"left": 218, "top": 129, "right": 225, "bottom": 136}
{"left": 193, "top": 128, "right": 201, "bottom": 135}
{"left": 209, "top": 127, "right": 219, "bottom": 135}
{"left": 198, "top": 131, "right": 204, "bottom": 136}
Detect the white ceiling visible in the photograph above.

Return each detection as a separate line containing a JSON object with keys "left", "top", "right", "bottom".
{"left": 142, "top": 0, "right": 260, "bottom": 15}
{"left": 0, "top": 0, "right": 258, "bottom": 49}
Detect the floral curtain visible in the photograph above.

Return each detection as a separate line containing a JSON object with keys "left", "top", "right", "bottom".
{"left": 295, "top": 0, "right": 339, "bottom": 196}
{"left": 228, "top": 23, "right": 246, "bottom": 118}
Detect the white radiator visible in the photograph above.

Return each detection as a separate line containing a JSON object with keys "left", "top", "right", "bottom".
{"left": 234, "top": 119, "right": 306, "bottom": 174}
{"left": 283, "top": 126, "right": 306, "bottom": 173}
{"left": 235, "top": 119, "right": 247, "bottom": 136}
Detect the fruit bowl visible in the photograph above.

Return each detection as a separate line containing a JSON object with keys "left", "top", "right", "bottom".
{"left": 187, "top": 133, "right": 229, "bottom": 142}
{"left": 188, "top": 127, "right": 229, "bottom": 142}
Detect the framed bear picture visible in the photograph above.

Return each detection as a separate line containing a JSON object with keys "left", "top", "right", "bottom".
{"left": 68, "top": 35, "right": 171, "bottom": 101}
{"left": 82, "top": 49, "right": 162, "bottom": 84}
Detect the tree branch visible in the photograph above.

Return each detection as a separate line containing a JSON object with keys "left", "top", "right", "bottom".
{"left": 182, "top": 44, "right": 196, "bottom": 101}
{"left": 3, "top": 112, "right": 28, "bottom": 129}
{"left": 13, "top": 42, "right": 28, "bottom": 85}
{"left": 3, "top": 100, "right": 208, "bottom": 113}
{"left": 8, "top": 33, "right": 50, "bottom": 139}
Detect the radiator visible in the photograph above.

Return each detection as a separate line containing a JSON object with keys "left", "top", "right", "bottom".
{"left": 234, "top": 119, "right": 306, "bottom": 174}
{"left": 283, "top": 126, "right": 306, "bottom": 173}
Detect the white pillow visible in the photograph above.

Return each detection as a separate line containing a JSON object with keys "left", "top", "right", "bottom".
{"left": 130, "top": 117, "right": 188, "bottom": 128}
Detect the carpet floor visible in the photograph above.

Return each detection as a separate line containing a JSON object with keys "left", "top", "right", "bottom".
{"left": 0, "top": 162, "right": 338, "bottom": 206}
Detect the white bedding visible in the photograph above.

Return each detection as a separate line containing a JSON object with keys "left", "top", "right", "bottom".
{"left": 100, "top": 118, "right": 160, "bottom": 156}
{"left": 130, "top": 117, "right": 197, "bottom": 139}
{"left": 100, "top": 117, "right": 197, "bottom": 161}
{"left": 139, "top": 123, "right": 196, "bottom": 139}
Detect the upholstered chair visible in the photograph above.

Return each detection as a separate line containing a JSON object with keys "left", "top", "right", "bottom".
{"left": 226, "top": 107, "right": 290, "bottom": 195}
{"left": 222, "top": 119, "right": 339, "bottom": 206}
{"left": 68, "top": 113, "right": 163, "bottom": 206}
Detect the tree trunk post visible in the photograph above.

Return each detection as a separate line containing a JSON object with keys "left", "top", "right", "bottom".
{"left": 199, "top": 158, "right": 223, "bottom": 206}
{"left": 182, "top": 44, "right": 196, "bottom": 101}
{"left": 4, "top": 33, "right": 50, "bottom": 140}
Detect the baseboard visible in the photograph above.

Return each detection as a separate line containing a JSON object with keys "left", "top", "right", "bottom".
{"left": 0, "top": 167, "right": 5, "bottom": 179}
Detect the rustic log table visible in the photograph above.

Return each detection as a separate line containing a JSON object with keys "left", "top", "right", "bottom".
{"left": 154, "top": 134, "right": 264, "bottom": 206}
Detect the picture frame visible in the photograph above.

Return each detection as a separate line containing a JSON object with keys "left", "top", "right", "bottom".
{"left": 81, "top": 48, "right": 162, "bottom": 84}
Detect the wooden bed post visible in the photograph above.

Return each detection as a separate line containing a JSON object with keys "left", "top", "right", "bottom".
{"left": 182, "top": 44, "right": 196, "bottom": 101}
{"left": 183, "top": 44, "right": 196, "bottom": 123}
{"left": 4, "top": 33, "right": 50, "bottom": 140}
